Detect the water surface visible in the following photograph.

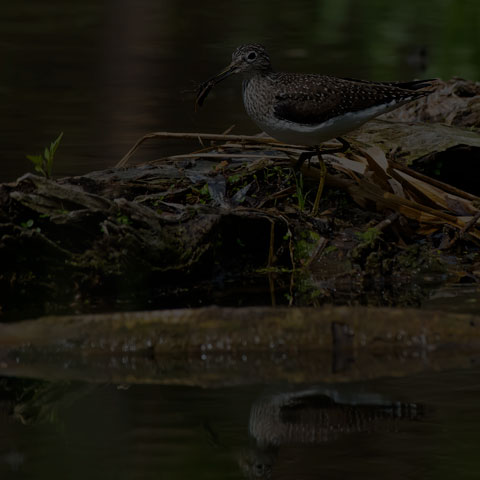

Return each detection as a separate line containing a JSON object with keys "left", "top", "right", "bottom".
{"left": 1, "top": 367, "right": 479, "bottom": 479}
{"left": 1, "top": 0, "right": 479, "bottom": 182}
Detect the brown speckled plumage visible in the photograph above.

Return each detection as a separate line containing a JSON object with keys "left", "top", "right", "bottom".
{"left": 271, "top": 73, "right": 426, "bottom": 125}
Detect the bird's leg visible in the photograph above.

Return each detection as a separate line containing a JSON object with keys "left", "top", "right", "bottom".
{"left": 312, "top": 146, "right": 326, "bottom": 217}
{"left": 320, "top": 136, "right": 351, "bottom": 155}
{"left": 294, "top": 148, "right": 316, "bottom": 170}
{"left": 336, "top": 137, "right": 350, "bottom": 152}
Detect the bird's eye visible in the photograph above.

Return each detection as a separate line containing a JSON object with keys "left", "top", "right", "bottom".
{"left": 247, "top": 51, "right": 257, "bottom": 61}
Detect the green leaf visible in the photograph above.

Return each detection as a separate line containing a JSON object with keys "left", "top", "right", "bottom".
{"left": 26, "top": 132, "right": 63, "bottom": 179}
{"left": 49, "top": 132, "right": 64, "bottom": 158}
{"left": 21, "top": 219, "right": 34, "bottom": 228}
{"left": 26, "top": 154, "right": 43, "bottom": 167}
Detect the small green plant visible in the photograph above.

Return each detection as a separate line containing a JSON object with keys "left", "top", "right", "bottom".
{"left": 20, "top": 219, "right": 41, "bottom": 232}
{"left": 323, "top": 245, "right": 338, "bottom": 255}
{"left": 236, "top": 237, "right": 246, "bottom": 248}
{"left": 26, "top": 132, "right": 64, "bottom": 179}
{"left": 21, "top": 219, "right": 34, "bottom": 229}
{"left": 355, "top": 227, "right": 382, "bottom": 245}
{"left": 116, "top": 214, "right": 131, "bottom": 225}
{"left": 227, "top": 174, "right": 242, "bottom": 184}
{"left": 292, "top": 172, "right": 309, "bottom": 211}
{"left": 187, "top": 183, "right": 211, "bottom": 204}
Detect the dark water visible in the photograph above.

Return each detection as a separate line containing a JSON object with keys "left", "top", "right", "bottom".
{"left": 1, "top": 0, "right": 480, "bottom": 182}
{"left": 1, "top": 367, "right": 480, "bottom": 479}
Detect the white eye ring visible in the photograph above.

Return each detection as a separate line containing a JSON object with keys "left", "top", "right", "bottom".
{"left": 246, "top": 51, "right": 257, "bottom": 62}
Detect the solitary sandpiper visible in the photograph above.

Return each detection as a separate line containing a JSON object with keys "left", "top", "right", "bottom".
{"left": 196, "top": 44, "right": 434, "bottom": 213}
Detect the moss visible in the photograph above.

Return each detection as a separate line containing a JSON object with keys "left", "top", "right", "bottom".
{"left": 294, "top": 229, "right": 322, "bottom": 265}
{"left": 355, "top": 227, "right": 382, "bottom": 247}
{"left": 323, "top": 245, "right": 338, "bottom": 255}
{"left": 392, "top": 244, "right": 446, "bottom": 274}
{"left": 293, "top": 272, "right": 326, "bottom": 304}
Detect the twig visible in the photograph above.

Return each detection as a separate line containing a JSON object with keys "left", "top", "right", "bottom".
{"left": 257, "top": 186, "right": 296, "bottom": 208}
{"left": 390, "top": 162, "right": 480, "bottom": 201}
{"left": 221, "top": 125, "right": 236, "bottom": 135}
{"left": 158, "top": 152, "right": 289, "bottom": 161}
{"left": 373, "top": 212, "right": 400, "bottom": 232}
{"left": 267, "top": 221, "right": 275, "bottom": 267}
{"left": 116, "top": 130, "right": 343, "bottom": 168}
{"left": 442, "top": 210, "right": 480, "bottom": 249}
{"left": 268, "top": 273, "right": 276, "bottom": 307}
{"left": 116, "top": 132, "right": 285, "bottom": 167}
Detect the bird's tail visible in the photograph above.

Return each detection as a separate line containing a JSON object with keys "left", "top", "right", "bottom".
{"left": 387, "top": 79, "right": 437, "bottom": 91}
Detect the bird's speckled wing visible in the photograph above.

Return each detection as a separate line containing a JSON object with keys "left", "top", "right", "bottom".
{"left": 273, "top": 73, "right": 427, "bottom": 126}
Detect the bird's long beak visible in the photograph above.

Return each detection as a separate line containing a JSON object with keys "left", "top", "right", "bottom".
{"left": 209, "top": 60, "right": 240, "bottom": 84}
{"left": 195, "top": 60, "right": 241, "bottom": 111}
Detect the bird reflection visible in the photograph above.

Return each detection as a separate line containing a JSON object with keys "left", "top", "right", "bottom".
{"left": 239, "top": 387, "right": 425, "bottom": 479}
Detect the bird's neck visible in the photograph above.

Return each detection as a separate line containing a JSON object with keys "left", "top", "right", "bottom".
{"left": 242, "top": 68, "right": 273, "bottom": 90}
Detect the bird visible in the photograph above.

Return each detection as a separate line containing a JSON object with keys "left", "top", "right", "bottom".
{"left": 195, "top": 43, "right": 434, "bottom": 214}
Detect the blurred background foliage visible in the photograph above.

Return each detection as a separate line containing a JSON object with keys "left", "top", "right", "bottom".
{"left": 0, "top": 0, "right": 479, "bottom": 181}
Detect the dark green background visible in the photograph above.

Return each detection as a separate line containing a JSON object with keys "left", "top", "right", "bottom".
{"left": 1, "top": 0, "right": 479, "bottom": 181}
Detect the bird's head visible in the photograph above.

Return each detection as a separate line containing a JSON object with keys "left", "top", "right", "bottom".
{"left": 195, "top": 44, "right": 272, "bottom": 109}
